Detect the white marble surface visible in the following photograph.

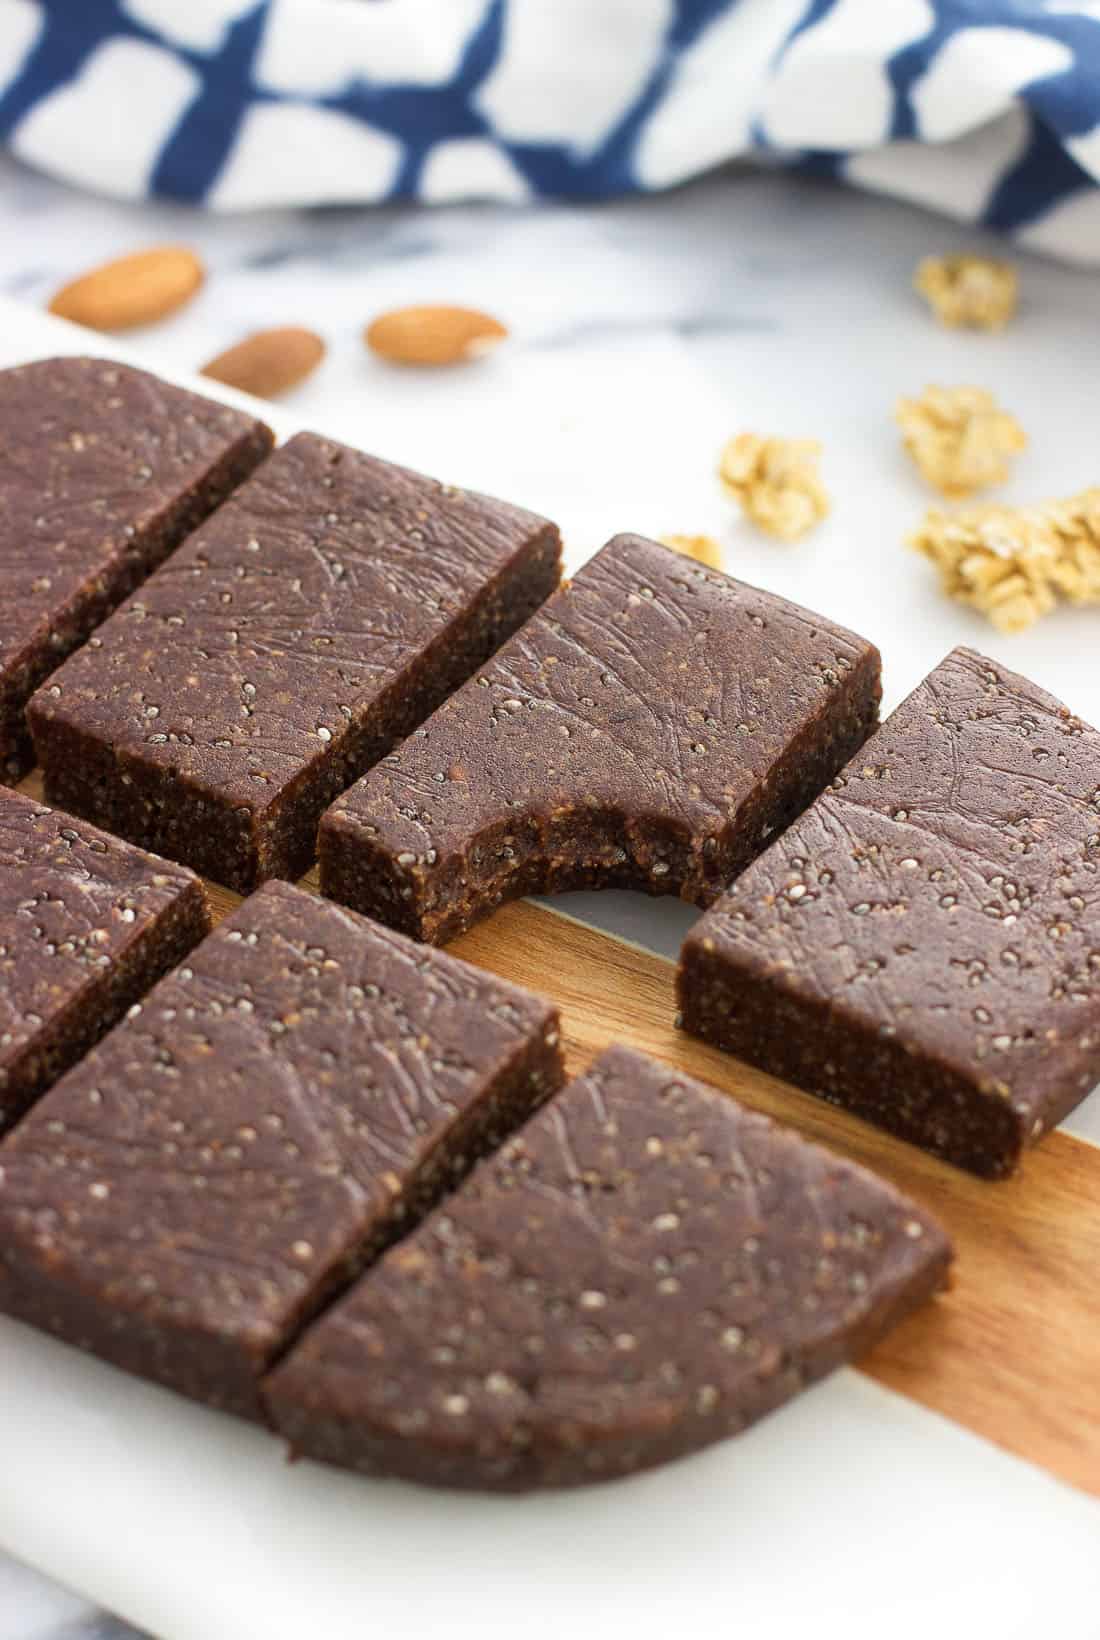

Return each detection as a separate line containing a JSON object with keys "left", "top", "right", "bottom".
{"left": 1, "top": 150, "right": 1100, "bottom": 1640}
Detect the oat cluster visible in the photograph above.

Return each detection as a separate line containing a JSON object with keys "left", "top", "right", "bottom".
{"left": 914, "top": 254, "right": 1018, "bottom": 330}
{"left": 717, "top": 434, "right": 830, "bottom": 541}
{"left": 896, "top": 385, "right": 1026, "bottom": 498}
{"left": 910, "top": 487, "right": 1100, "bottom": 633}
{"left": 660, "top": 533, "right": 723, "bottom": 569}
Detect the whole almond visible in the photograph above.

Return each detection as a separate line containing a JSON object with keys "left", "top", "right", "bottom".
{"left": 365, "top": 305, "right": 507, "bottom": 367}
{"left": 201, "top": 327, "right": 326, "bottom": 399}
{"left": 48, "top": 246, "right": 204, "bottom": 331}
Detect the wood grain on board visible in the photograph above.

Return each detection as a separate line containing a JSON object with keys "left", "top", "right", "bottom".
{"left": 17, "top": 771, "right": 1100, "bottom": 1497}
{"left": 453, "top": 900, "right": 1100, "bottom": 1500}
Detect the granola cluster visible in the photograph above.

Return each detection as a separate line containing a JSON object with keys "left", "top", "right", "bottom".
{"left": 910, "top": 487, "right": 1100, "bottom": 633}
{"left": 718, "top": 434, "right": 830, "bottom": 541}
{"left": 660, "top": 533, "right": 723, "bottom": 569}
{"left": 914, "top": 254, "right": 1018, "bottom": 330}
{"left": 896, "top": 385, "right": 1026, "bottom": 498}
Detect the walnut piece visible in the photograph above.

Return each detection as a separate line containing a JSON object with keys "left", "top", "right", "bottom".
{"left": 914, "top": 254, "right": 1018, "bottom": 330}
{"left": 910, "top": 487, "right": 1100, "bottom": 633}
{"left": 660, "top": 533, "right": 723, "bottom": 569}
{"left": 896, "top": 385, "right": 1026, "bottom": 497}
{"left": 718, "top": 434, "right": 829, "bottom": 541}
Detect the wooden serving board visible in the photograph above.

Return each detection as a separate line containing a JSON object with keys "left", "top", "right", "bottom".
{"left": 454, "top": 900, "right": 1100, "bottom": 1500}
{"left": 17, "top": 762, "right": 1100, "bottom": 1500}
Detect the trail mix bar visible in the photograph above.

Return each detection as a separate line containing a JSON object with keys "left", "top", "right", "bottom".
{"left": 679, "top": 647, "right": 1100, "bottom": 1178}
{"left": 265, "top": 1045, "right": 951, "bottom": 1490}
{"left": 0, "top": 356, "right": 273, "bottom": 783}
{"left": 320, "top": 533, "right": 882, "bottom": 944}
{"left": 0, "top": 786, "right": 208, "bottom": 1133}
{"left": 29, "top": 433, "right": 561, "bottom": 891}
{"left": 0, "top": 881, "right": 563, "bottom": 1419}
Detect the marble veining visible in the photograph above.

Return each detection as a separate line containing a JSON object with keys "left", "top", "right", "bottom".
{"left": 0, "top": 1549, "right": 146, "bottom": 1637}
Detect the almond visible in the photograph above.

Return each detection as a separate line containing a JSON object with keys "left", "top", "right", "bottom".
{"left": 48, "top": 246, "right": 204, "bottom": 332}
{"left": 365, "top": 305, "right": 507, "bottom": 367}
{"left": 201, "top": 327, "right": 326, "bottom": 400}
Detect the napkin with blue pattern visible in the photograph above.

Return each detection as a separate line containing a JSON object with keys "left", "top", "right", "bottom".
{"left": 2, "top": 0, "right": 1100, "bottom": 260}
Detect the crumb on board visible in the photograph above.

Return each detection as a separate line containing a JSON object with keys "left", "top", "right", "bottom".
{"left": 895, "top": 385, "right": 1026, "bottom": 498}
{"left": 914, "top": 254, "right": 1018, "bottom": 331}
{"left": 910, "top": 486, "right": 1100, "bottom": 633}
{"left": 717, "top": 434, "right": 830, "bottom": 541}
{"left": 660, "top": 533, "right": 724, "bottom": 569}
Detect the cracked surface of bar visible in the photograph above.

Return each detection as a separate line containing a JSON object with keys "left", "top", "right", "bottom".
{"left": 0, "top": 881, "right": 563, "bottom": 1419}
{"left": 266, "top": 1044, "right": 951, "bottom": 1490}
{"left": 29, "top": 433, "right": 561, "bottom": 890}
{"left": 0, "top": 786, "right": 208, "bottom": 1134}
{"left": 679, "top": 647, "right": 1100, "bottom": 1177}
{"left": 0, "top": 356, "right": 273, "bottom": 784}
{"left": 320, "top": 533, "right": 882, "bottom": 943}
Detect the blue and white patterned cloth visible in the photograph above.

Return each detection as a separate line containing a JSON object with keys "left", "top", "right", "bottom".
{"left": 3, "top": 0, "right": 1100, "bottom": 260}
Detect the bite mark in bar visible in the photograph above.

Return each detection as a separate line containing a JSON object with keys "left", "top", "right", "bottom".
{"left": 321, "top": 533, "right": 882, "bottom": 944}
